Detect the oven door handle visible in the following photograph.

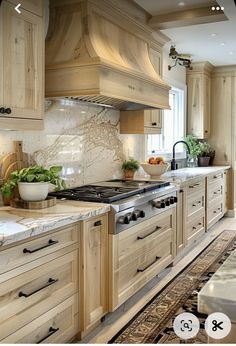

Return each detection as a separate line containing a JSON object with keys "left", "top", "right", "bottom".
{"left": 137, "top": 256, "right": 161, "bottom": 273}
{"left": 137, "top": 226, "right": 161, "bottom": 240}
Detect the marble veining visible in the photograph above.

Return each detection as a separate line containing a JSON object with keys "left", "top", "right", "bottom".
{"left": 198, "top": 247, "right": 236, "bottom": 322}
{"left": 0, "top": 200, "right": 110, "bottom": 248}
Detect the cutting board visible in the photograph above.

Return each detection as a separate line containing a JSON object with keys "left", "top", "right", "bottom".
{"left": 0, "top": 141, "right": 29, "bottom": 182}
{"left": 0, "top": 141, "right": 30, "bottom": 205}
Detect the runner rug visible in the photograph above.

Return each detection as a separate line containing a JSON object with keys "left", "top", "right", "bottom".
{"left": 109, "top": 230, "right": 236, "bottom": 344}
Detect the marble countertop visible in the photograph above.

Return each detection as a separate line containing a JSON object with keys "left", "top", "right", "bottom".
{"left": 156, "top": 166, "right": 231, "bottom": 186}
{"left": 0, "top": 200, "right": 110, "bottom": 248}
{"left": 198, "top": 247, "right": 236, "bottom": 323}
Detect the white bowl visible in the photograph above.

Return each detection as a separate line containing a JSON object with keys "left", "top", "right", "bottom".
{"left": 141, "top": 163, "right": 169, "bottom": 177}
{"left": 18, "top": 182, "right": 49, "bottom": 202}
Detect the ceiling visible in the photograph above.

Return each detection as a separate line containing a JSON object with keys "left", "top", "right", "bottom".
{"left": 134, "top": 0, "right": 236, "bottom": 66}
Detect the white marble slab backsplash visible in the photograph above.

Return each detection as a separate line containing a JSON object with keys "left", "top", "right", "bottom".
{"left": 0, "top": 100, "right": 146, "bottom": 188}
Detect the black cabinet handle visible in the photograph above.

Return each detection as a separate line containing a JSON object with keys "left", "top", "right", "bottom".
{"left": 23, "top": 239, "right": 59, "bottom": 254}
{"left": 137, "top": 226, "right": 161, "bottom": 240}
{"left": 94, "top": 220, "right": 102, "bottom": 227}
{"left": 137, "top": 256, "right": 161, "bottom": 273}
{"left": 152, "top": 122, "right": 157, "bottom": 126}
{"left": 36, "top": 327, "right": 59, "bottom": 344}
{"left": 19, "top": 278, "right": 58, "bottom": 298}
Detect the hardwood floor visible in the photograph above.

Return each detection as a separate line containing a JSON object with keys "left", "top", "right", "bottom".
{"left": 78, "top": 216, "right": 236, "bottom": 344}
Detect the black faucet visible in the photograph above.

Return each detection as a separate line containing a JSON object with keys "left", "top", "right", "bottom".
{"left": 171, "top": 141, "right": 190, "bottom": 170}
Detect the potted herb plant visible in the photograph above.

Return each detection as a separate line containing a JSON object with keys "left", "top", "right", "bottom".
{"left": 1, "top": 165, "right": 65, "bottom": 202}
{"left": 121, "top": 158, "right": 139, "bottom": 180}
{"left": 185, "top": 135, "right": 201, "bottom": 167}
{"left": 197, "top": 142, "right": 211, "bottom": 167}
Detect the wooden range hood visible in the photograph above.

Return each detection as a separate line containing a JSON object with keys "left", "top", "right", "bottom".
{"left": 45, "top": 0, "right": 170, "bottom": 110}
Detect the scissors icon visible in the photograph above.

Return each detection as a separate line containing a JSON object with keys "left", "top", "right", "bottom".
{"left": 212, "top": 320, "right": 224, "bottom": 331}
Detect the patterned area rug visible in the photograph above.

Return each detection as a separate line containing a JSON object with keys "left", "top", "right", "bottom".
{"left": 109, "top": 230, "right": 236, "bottom": 344}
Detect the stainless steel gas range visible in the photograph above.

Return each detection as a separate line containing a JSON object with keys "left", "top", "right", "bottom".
{"left": 50, "top": 179, "right": 178, "bottom": 234}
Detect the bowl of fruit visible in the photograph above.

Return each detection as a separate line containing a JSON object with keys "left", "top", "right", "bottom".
{"left": 141, "top": 157, "right": 169, "bottom": 177}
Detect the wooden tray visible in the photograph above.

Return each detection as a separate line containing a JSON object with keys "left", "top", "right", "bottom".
{"left": 10, "top": 197, "right": 57, "bottom": 210}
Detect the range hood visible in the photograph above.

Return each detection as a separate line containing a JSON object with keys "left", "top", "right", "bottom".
{"left": 45, "top": 0, "right": 170, "bottom": 110}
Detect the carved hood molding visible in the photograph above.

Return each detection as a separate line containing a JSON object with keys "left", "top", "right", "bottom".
{"left": 45, "top": 0, "right": 170, "bottom": 110}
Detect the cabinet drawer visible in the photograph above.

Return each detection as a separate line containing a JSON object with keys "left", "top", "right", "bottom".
{"left": 0, "top": 224, "right": 79, "bottom": 275}
{"left": 207, "top": 198, "right": 224, "bottom": 229}
{"left": 207, "top": 171, "right": 223, "bottom": 185}
{"left": 186, "top": 191, "right": 205, "bottom": 220}
{"left": 187, "top": 213, "right": 205, "bottom": 244}
{"left": 186, "top": 178, "right": 205, "bottom": 197}
{"left": 118, "top": 209, "right": 174, "bottom": 265}
{"left": 0, "top": 250, "right": 78, "bottom": 340}
{"left": 207, "top": 181, "right": 223, "bottom": 203}
{"left": 118, "top": 228, "right": 175, "bottom": 296}
{"left": 1, "top": 294, "right": 79, "bottom": 344}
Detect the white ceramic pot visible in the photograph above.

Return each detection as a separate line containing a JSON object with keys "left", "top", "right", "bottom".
{"left": 140, "top": 163, "right": 170, "bottom": 177}
{"left": 18, "top": 182, "right": 49, "bottom": 202}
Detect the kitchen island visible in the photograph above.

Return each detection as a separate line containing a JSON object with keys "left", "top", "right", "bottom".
{"left": 198, "top": 245, "right": 236, "bottom": 343}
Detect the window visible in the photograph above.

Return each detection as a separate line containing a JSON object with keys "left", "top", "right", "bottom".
{"left": 146, "top": 86, "right": 186, "bottom": 160}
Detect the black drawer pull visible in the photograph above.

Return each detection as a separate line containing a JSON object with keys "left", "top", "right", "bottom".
{"left": 23, "top": 239, "right": 58, "bottom": 254}
{"left": 19, "top": 278, "right": 58, "bottom": 298}
{"left": 189, "top": 183, "right": 200, "bottom": 188}
{"left": 36, "top": 327, "right": 59, "bottom": 344}
{"left": 192, "top": 201, "right": 201, "bottom": 207}
{"left": 137, "top": 256, "right": 161, "bottom": 273}
{"left": 137, "top": 226, "right": 161, "bottom": 240}
{"left": 94, "top": 220, "right": 102, "bottom": 227}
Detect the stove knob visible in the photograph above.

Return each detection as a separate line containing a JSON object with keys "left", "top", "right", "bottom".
{"left": 132, "top": 212, "right": 138, "bottom": 221}
{"left": 0, "top": 107, "right": 5, "bottom": 114}
{"left": 118, "top": 215, "right": 130, "bottom": 224}
{"left": 153, "top": 200, "right": 165, "bottom": 209}
{"left": 174, "top": 196, "right": 178, "bottom": 203}
{"left": 140, "top": 210, "right": 145, "bottom": 218}
{"left": 165, "top": 198, "right": 170, "bottom": 206}
{"left": 170, "top": 196, "right": 175, "bottom": 204}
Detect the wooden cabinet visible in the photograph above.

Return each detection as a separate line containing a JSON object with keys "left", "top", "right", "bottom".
{"left": 0, "top": 223, "right": 80, "bottom": 343}
{"left": 187, "top": 62, "right": 213, "bottom": 139}
{"left": 176, "top": 189, "right": 186, "bottom": 253}
{"left": 120, "top": 109, "right": 162, "bottom": 134}
{"left": 0, "top": 0, "right": 44, "bottom": 130}
{"left": 206, "top": 171, "right": 224, "bottom": 229}
{"left": 185, "top": 177, "right": 206, "bottom": 244}
{"left": 109, "top": 208, "right": 176, "bottom": 311}
{"left": 1, "top": 294, "right": 79, "bottom": 344}
{"left": 80, "top": 214, "right": 108, "bottom": 335}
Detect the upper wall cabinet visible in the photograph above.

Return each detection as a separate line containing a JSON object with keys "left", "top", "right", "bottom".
{"left": 187, "top": 62, "right": 213, "bottom": 139}
{"left": 120, "top": 109, "right": 162, "bottom": 135}
{"left": 0, "top": 0, "right": 44, "bottom": 130}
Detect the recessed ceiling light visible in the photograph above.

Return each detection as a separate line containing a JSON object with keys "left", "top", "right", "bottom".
{"left": 221, "top": 6, "right": 224, "bottom": 10}
{"left": 216, "top": 6, "right": 220, "bottom": 10}
{"left": 211, "top": 33, "right": 218, "bottom": 37}
{"left": 220, "top": 42, "right": 226, "bottom": 46}
{"left": 178, "top": 1, "right": 185, "bottom": 6}
{"left": 212, "top": 6, "right": 215, "bottom": 10}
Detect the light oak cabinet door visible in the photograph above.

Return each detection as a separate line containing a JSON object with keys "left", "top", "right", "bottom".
{"left": 6, "top": 0, "right": 43, "bottom": 16}
{"left": 120, "top": 109, "right": 162, "bottom": 134}
{"left": 0, "top": 1, "right": 44, "bottom": 123}
{"left": 80, "top": 214, "right": 108, "bottom": 334}
{"left": 187, "top": 62, "right": 212, "bottom": 139}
